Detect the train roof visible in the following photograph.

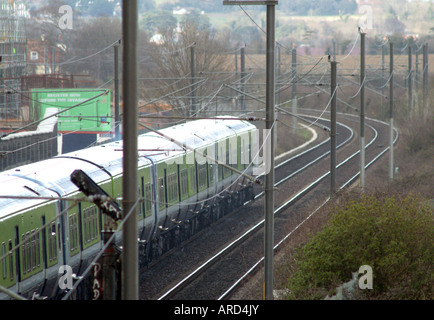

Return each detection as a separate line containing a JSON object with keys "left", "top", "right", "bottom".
{"left": 136, "top": 117, "right": 255, "bottom": 163}
{"left": 0, "top": 117, "right": 256, "bottom": 218}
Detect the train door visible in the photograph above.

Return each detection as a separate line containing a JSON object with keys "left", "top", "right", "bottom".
{"left": 41, "top": 216, "right": 47, "bottom": 269}
{"left": 56, "top": 201, "right": 66, "bottom": 268}
{"left": 14, "top": 226, "right": 21, "bottom": 287}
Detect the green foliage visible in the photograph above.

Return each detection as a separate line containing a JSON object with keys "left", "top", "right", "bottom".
{"left": 286, "top": 195, "right": 434, "bottom": 300}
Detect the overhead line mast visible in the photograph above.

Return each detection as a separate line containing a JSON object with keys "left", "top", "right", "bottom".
{"left": 121, "top": 0, "right": 139, "bottom": 300}
{"left": 223, "top": 0, "right": 277, "bottom": 301}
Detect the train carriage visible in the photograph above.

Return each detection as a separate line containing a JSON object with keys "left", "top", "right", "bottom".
{"left": 0, "top": 117, "right": 257, "bottom": 300}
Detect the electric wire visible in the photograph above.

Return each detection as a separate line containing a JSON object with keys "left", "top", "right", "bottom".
{"left": 57, "top": 40, "right": 120, "bottom": 67}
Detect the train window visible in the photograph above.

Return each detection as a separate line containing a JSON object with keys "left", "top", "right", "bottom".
{"left": 2, "top": 242, "right": 6, "bottom": 279}
{"left": 167, "top": 172, "right": 179, "bottom": 203}
{"left": 137, "top": 186, "right": 143, "bottom": 218}
{"left": 84, "top": 209, "right": 89, "bottom": 242}
{"left": 173, "top": 173, "right": 179, "bottom": 201}
{"left": 209, "top": 165, "right": 214, "bottom": 186}
{"left": 234, "top": 141, "right": 239, "bottom": 168}
{"left": 35, "top": 229, "right": 40, "bottom": 269}
{"left": 190, "top": 166, "right": 197, "bottom": 192}
{"left": 172, "top": 173, "right": 177, "bottom": 201}
{"left": 8, "top": 241, "right": 13, "bottom": 281}
{"left": 144, "top": 183, "right": 152, "bottom": 213}
{"left": 20, "top": 229, "right": 42, "bottom": 273}
{"left": 57, "top": 223, "right": 61, "bottom": 254}
{"left": 198, "top": 164, "right": 207, "bottom": 189}
{"left": 48, "top": 222, "right": 57, "bottom": 262}
{"left": 158, "top": 178, "right": 165, "bottom": 209}
{"left": 69, "top": 214, "right": 78, "bottom": 253}
{"left": 83, "top": 206, "right": 98, "bottom": 244}
{"left": 167, "top": 175, "right": 172, "bottom": 203}
{"left": 26, "top": 232, "right": 31, "bottom": 273}
{"left": 48, "top": 226, "right": 52, "bottom": 262}
{"left": 22, "top": 234, "right": 27, "bottom": 274}
{"left": 69, "top": 215, "right": 74, "bottom": 252}
{"left": 31, "top": 232, "right": 36, "bottom": 271}
{"left": 180, "top": 169, "right": 188, "bottom": 197}
{"left": 167, "top": 174, "right": 175, "bottom": 202}
{"left": 224, "top": 148, "right": 231, "bottom": 175}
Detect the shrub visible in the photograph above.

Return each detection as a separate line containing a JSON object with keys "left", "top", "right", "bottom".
{"left": 286, "top": 194, "right": 433, "bottom": 300}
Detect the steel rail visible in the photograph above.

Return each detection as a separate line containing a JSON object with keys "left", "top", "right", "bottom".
{"left": 218, "top": 118, "right": 399, "bottom": 300}
{"left": 157, "top": 117, "right": 357, "bottom": 300}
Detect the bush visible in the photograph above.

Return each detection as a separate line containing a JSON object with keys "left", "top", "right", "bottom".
{"left": 286, "top": 194, "right": 434, "bottom": 300}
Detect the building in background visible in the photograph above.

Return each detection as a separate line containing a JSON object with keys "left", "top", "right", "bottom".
{"left": 0, "top": 0, "right": 27, "bottom": 121}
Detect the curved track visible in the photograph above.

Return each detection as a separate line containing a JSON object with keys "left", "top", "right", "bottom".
{"left": 139, "top": 110, "right": 397, "bottom": 300}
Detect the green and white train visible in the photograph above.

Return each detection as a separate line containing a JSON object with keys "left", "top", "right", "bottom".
{"left": 0, "top": 117, "right": 257, "bottom": 299}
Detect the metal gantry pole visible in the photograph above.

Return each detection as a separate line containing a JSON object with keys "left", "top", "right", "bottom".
{"left": 330, "top": 61, "right": 337, "bottom": 196}
{"left": 291, "top": 47, "right": 297, "bottom": 134}
{"left": 408, "top": 45, "right": 413, "bottom": 119}
{"left": 389, "top": 42, "right": 394, "bottom": 181}
{"left": 264, "top": 2, "right": 276, "bottom": 301}
{"left": 416, "top": 46, "right": 419, "bottom": 90}
{"left": 223, "top": 0, "right": 277, "bottom": 301}
{"left": 241, "top": 46, "right": 246, "bottom": 111}
{"left": 426, "top": 44, "right": 430, "bottom": 109}
{"left": 277, "top": 45, "right": 281, "bottom": 108}
{"left": 360, "top": 32, "right": 366, "bottom": 191}
{"left": 423, "top": 43, "right": 429, "bottom": 110}
{"left": 191, "top": 43, "right": 196, "bottom": 117}
{"left": 235, "top": 50, "right": 238, "bottom": 109}
{"left": 121, "top": 0, "right": 138, "bottom": 300}
{"left": 381, "top": 45, "right": 386, "bottom": 121}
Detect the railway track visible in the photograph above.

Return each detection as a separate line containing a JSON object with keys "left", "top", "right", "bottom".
{"left": 139, "top": 110, "right": 397, "bottom": 300}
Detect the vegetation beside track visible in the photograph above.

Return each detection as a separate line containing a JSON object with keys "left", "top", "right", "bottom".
{"left": 280, "top": 88, "right": 434, "bottom": 300}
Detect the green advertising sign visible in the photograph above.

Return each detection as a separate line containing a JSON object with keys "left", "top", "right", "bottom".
{"left": 32, "top": 89, "right": 111, "bottom": 133}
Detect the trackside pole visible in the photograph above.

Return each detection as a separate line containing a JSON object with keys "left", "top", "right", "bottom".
{"left": 360, "top": 32, "right": 366, "bottom": 191}
{"left": 223, "top": 0, "right": 278, "bottom": 300}
{"left": 121, "top": 0, "right": 138, "bottom": 300}
{"left": 389, "top": 41, "right": 394, "bottom": 180}
{"left": 330, "top": 61, "right": 337, "bottom": 196}
{"left": 264, "top": 2, "right": 276, "bottom": 301}
{"left": 292, "top": 47, "right": 297, "bottom": 134}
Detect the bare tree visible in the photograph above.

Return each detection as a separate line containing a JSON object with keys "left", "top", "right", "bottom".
{"left": 142, "top": 18, "right": 232, "bottom": 118}
{"left": 59, "top": 17, "right": 149, "bottom": 84}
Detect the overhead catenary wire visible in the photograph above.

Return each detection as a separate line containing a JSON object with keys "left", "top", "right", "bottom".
{"left": 57, "top": 40, "right": 121, "bottom": 66}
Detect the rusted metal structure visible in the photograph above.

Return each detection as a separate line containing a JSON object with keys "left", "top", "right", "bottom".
{"left": 0, "top": 0, "right": 27, "bottom": 121}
